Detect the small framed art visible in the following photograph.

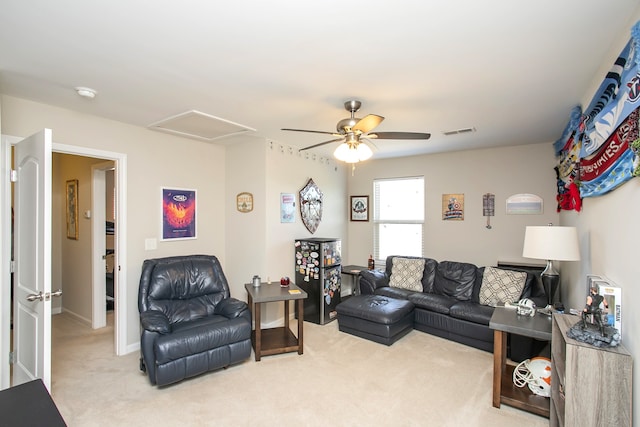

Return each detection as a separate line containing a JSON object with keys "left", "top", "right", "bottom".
{"left": 280, "top": 193, "right": 295, "bottom": 223}
{"left": 236, "top": 192, "right": 254, "bottom": 213}
{"left": 350, "top": 195, "right": 369, "bottom": 221}
{"left": 66, "top": 179, "right": 79, "bottom": 240}
{"left": 442, "top": 193, "right": 464, "bottom": 220}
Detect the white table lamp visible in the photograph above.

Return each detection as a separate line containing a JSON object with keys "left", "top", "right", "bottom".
{"left": 522, "top": 224, "right": 580, "bottom": 308}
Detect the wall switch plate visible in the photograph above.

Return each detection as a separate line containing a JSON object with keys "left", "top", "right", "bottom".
{"left": 145, "top": 238, "right": 157, "bottom": 250}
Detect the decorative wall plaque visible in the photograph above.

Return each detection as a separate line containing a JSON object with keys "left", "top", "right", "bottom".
{"left": 299, "top": 178, "right": 323, "bottom": 234}
{"left": 236, "top": 192, "right": 254, "bottom": 213}
{"left": 506, "top": 193, "right": 543, "bottom": 215}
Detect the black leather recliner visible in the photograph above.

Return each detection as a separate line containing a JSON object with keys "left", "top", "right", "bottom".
{"left": 138, "top": 255, "right": 252, "bottom": 386}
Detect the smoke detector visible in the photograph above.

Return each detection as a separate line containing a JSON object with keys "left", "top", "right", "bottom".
{"left": 75, "top": 87, "right": 97, "bottom": 99}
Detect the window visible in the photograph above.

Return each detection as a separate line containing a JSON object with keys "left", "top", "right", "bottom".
{"left": 373, "top": 177, "right": 424, "bottom": 265}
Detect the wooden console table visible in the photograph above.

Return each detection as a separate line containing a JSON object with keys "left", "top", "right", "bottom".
{"left": 489, "top": 306, "right": 552, "bottom": 417}
{"left": 245, "top": 282, "right": 308, "bottom": 361}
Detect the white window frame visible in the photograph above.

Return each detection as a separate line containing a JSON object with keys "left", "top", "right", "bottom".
{"left": 373, "top": 176, "right": 425, "bottom": 268}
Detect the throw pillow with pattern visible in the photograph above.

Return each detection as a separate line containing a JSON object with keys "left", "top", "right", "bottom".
{"left": 479, "top": 266, "right": 527, "bottom": 306}
{"left": 389, "top": 257, "right": 425, "bottom": 292}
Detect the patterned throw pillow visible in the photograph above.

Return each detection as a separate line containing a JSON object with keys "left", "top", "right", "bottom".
{"left": 389, "top": 257, "right": 425, "bottom": 292}
{"left": 479, "top": 267, "right": 527, "bottom": 306}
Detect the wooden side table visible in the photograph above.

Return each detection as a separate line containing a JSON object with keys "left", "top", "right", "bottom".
{"left": 340, "top": 265, "right": 367, "bottom": 297}
{"left": 489, "top": 306, "right": 552, "bottom": 417}
{"left": 245, "top": 282, "right": 308, "bottom": 361}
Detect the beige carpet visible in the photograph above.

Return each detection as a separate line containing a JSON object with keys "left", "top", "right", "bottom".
{"left": 51, "top": 312, "right": 547, "bottom": 427}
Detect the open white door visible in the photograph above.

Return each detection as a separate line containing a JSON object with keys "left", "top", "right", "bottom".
{"left": 12, "top": 129, "right": 54, "bottom": 391}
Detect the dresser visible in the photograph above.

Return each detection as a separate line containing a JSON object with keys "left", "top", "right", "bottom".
{"left": 550, "top": 314, "right": 632, "bottom": 426}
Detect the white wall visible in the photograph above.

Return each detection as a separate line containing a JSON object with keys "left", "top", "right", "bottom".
{"left": 1, "top": 95, "right": 228, "bottom": 351}
{"left": 561, "top": 9, "right": 640, "bottom": 421}
{"left": 347, "top": 142, "right": 559, "bottom": 268}
{"left": 225, "top": 137, "right": 347, "bottom": 325}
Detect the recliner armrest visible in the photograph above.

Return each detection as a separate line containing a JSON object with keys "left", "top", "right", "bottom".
{"left": 140, "top": 310, "right": 171, "bottom": 334}
{"left": 359, "top": 270, "right": 389, "bottom": 294}
{"left": 215, "top": 297, "right": 249, "bottom": 319}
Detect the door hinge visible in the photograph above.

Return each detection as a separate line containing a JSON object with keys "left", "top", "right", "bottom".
{"left": 10, "top": 169, "right": 17, "bottom": 183}
{"left": 10, "top": 260, "right": 15, "bottom": 273}
{"left": 9, "top": 351, "right": 14, "bottom": 364}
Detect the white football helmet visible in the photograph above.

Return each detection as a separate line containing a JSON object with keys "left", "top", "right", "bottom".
{"left": 513, "top": 357, "right": 552, "bottom": 397}
{"left": 516, "top": 298, "right": 537, "bottom": 317}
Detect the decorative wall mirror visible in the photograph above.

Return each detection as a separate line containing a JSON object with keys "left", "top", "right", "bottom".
{"left": 299, "top": 178, "right": 323, "bottom": 234}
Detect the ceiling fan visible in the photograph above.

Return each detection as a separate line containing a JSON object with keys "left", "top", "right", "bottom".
{"left": 281, "top": 100, "right": 431, "bottom": 163}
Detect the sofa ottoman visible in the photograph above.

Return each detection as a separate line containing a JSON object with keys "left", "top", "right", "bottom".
{"left": 336, "top": 295, "right": 415, "bottom": 345}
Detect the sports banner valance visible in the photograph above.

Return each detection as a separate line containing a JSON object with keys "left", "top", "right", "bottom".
{"left": 554, "top": 21, "right": 640, "bottom": 211}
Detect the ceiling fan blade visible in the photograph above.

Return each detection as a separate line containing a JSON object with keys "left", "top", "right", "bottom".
{"left": 281, "top": 128, "right": 337, "bottom": 136}
{"left": 299, "top": 137, "right": 345, "bottom": 151}
{"left": 352, "top": 114, "right": 384, "bottom": 134}
{"left": 367, "top": 131, "right": 431, "bottom": 140}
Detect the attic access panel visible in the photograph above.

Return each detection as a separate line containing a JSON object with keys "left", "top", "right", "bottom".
{"left": 149, "top": 110, "right": 255, "bottom": 142}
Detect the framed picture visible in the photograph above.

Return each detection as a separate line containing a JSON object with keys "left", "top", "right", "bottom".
{"left": 280, "top": 193, "right": 295, "bottom": 223}
{"left": 442, "top": 193, "right": 464, "bottom": 220}
{"left": 350, "top": 195, "right": 369, "bottom": 221}
{"left": 66, "top": 179, "right": 79, "bottom": 240}
{"left": 161, "top": 187, "right": 197, "bottom": 240}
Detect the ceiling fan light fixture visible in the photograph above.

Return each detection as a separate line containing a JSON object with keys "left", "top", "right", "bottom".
{"left": 333, "top": 142, "right": 354, "bottom": 162}
{"left": 333, "top": 142, "right": 372, "bottom": 163}
{"left": 356, "top": 142, "right": 373, "bottom": 160}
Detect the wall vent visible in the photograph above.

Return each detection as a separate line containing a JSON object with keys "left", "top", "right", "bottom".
{"left": 443, "top": 127, "right": 476, "bottom": 136}
{"left": 148, "top": 110, "right": 255, "bottom": 142}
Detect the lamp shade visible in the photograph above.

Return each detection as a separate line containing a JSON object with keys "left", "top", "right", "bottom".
{"left": 522, "top": 225, "right": 580, "bottom": 261}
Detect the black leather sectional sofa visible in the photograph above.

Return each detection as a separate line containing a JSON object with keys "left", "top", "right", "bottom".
{"left": 358, "top": 255, "right": 547, "bottom": 357}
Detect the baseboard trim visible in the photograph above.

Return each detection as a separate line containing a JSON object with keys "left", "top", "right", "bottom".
{"left": 59, "top": 308, "right": 91, "bottom": 326}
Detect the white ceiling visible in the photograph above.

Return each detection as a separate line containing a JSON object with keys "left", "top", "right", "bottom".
{"left": 1, "top": 1, "right": 638, "bottom": 160}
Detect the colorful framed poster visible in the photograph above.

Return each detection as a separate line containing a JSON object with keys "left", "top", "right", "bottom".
{"left": 66, "top": 179, "right": 79, "bottom": 239}
{"left": 161, "top": 187, "right": 197, "bottom": 240}
{"left": 280, "top": 193, "right": 296, "bottom": 223}
{"left": 442, "top": 193, "right": 464, "bottom": 220}
{"left": 350, "top": 195, "right": 369, "bottom": 221}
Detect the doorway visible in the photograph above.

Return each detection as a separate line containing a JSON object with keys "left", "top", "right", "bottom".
{"left": 1, "top": 137, "right": 128, "bottom": 388}
{"left": 51, "top": 144, "right": 127, "bottom": 357}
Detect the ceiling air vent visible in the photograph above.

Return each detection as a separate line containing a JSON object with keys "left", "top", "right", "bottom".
{"left": 443, "top": 127, "right": 476, "bottom": 136}
{"left": 149, "top": 110, "right": 256, "bottom": 142}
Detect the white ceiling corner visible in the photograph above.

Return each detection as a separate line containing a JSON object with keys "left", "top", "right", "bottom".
{"left": 148, "top": 110, "right": 256, "bottom": 142}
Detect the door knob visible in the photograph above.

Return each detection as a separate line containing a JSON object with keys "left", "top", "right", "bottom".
{"left": 26, "top": 291, "right": 44, "bottom": 302}
{"left": 26, "top": 289, "right": 62, "bottom": 302}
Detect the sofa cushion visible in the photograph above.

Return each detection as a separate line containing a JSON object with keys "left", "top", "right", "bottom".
{"left": 407, "top": 292, "right": 458, "bottom": 315}
{"left": 433, "top": 261, "right": 477, "bottom": 301}
{"left": 449, "top": 301, "right": 495, "bottom": 326}
{"left": 155, "top": 316, "right": 251, "bottom": 364}
{"left": 385, "top": 256, "right": 438, "bottom": 293}
{"left": 375, "top": 286, "right": 414, "bottom": 300}
{"left": 479, "top": 267, "right": 527, "bottom": 306}
{"left": 389, "top": 257, "right": 426, "bottom": 292}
